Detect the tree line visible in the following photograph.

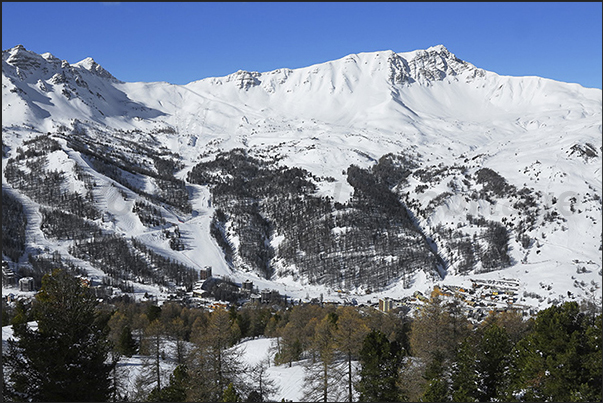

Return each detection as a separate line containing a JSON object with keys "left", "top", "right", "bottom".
{"left": 3, "top": 269, "right": 601, "bottom": 402}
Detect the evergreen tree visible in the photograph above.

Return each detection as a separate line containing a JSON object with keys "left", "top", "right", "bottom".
{"left": 356, "top": 329, "right": 404, "bottom": 402}
{"left": 222, "top": 382, "right": 241, "bottom": 402}
{"left": 148, "top": 364, "right": 189, "bottom": 402}
{"left": 117, "top": 324, "right": 138, "bottom": 357}
{"left": 2, "top": 269, "right": 114, "bottom": 401}
{"left": 510, "top": 302, "right": 602, "bottom": 401}
{"left": 421, "top": 351, "right": 450, "bottom": 402}
{"left": 450, "top": 339, "right": 478, "bottom": 402}
{"left": 476, "top": 322, "right": 512, "bottom": 401}
{"left": 580, "top": 312, "right": 603, "bottom": 402}
{"left": 10, "top": 298, "right": 30, "bottom": 325}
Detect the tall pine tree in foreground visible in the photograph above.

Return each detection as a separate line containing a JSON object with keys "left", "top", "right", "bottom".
{"left": 2, "top": 269, "right": 114, "bottom": 401}
{"left": 356, "top": 329, "right": 405, "bottom": 402}
{"left": 510, "top": 301, "right": 602, "bottom": 402}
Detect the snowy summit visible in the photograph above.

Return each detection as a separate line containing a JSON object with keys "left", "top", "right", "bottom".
{"left": 2, "top": 44, "right": 601, "bottom": 310}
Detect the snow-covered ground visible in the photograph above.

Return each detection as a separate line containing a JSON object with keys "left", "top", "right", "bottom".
{"left": 2, "top": 325, "right": 306, "bottom": 402}
{"left": 2, "top": 44, "right": 601, "bottom": 310}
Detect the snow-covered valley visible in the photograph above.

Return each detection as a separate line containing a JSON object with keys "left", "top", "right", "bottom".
{"left": 2, "top": 44, "right": 601, "bottom": 311}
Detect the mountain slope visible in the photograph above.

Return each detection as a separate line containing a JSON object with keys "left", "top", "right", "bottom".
{"left": 2, "top": 44, "right": 601, "bottom": 308}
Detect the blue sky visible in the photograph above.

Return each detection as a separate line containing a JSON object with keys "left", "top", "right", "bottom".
{"left": 2, "top": 2, "right": 602, "bottom": 88}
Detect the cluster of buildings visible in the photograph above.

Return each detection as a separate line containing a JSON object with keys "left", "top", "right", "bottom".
{"left": 191, "top": 269, "right": 287, "bottom": 308}
{"left": 374, "top": 277, "right": 536, "bottom": 321}
{"left": 3, "top": 256, "right": 538, "bottom": 322}
{"left": 191, "top": 267, "right": 534, "bottom": 323}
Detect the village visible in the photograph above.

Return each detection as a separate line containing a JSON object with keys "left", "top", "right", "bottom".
{"left": 3, "top": 259, "right": 538, "bottom": 322}
{"left": 183, "top": 266, "right": 534, "bottom": 322}
{"left": 372, "top": 277, "right": 537, "bottom": 322}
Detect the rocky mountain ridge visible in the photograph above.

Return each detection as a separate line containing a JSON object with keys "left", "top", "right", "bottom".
{"left": 2, "top": 44, "right": 601, "bottom": 308}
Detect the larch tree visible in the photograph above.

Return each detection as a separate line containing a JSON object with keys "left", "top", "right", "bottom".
{"left": 334, "top": 306, "right": 370, "bottom": 402}
{"left": 136, "top": 318, "right": 166, "bottom": 400}
{"left": 187, "top": 307, "right": 247, "bottom": 402}
{"left": 248, "top": 356, "right": 280, "bottom": 402}
{"left": 302, "top": 313, "right": 341, "bottom": 402}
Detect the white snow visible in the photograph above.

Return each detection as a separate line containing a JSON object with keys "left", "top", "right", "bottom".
{"left": 2, "top": 44, "right": 601, "bottom": 309}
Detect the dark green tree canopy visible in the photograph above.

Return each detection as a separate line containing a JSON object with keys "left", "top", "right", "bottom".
{"left": 3, "top": 269, "right": 114, "bottom": 402}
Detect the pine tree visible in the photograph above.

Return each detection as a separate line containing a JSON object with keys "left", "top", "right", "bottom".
{"left": 420, "top": 351, "right": 450, "bottom": 402}
{"left": 118, "top": 324, "right": 138, "bottom": 357}
{"left": 450, "top": 339, "right": 478, "bottom": 402}
{"left": 2, "top": 269, "right": 114, "bottom": 401}
{"left": 222, "top": 382, "right": 241, "bottom": 402}
{"left": 510, "top": 302, "right": 602, "bottom": 401}
{"left": 475, "top": 322, "right": 512, "bottom": 401}
{"left": 356, "top": 329, "right": 404, "bottom": 402}
{"left": 148, "top": 364, "right": 189, "bottom": 402}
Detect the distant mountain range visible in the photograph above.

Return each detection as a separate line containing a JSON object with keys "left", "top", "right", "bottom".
{"left": 2, "top": 44, "right": 601, "bottom": 308}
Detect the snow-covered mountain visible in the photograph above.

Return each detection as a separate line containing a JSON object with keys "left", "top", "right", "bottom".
{"left": 2, "top": 44, "right": 601, "bottom": 309}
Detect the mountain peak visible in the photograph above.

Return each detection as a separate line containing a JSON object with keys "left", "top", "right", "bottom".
{"left": 73, "top": 56, "right": 118, "bottom": 81}
{"left": 3, "top": 44, "right": 45, "bottom": 72}
{"left": 383, "top": 45, "right": 480, "bottom": 86}
{"left": 426, "top": 44, "right": 451, "bottom": 53}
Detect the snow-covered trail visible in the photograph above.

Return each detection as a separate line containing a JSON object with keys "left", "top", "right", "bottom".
{"left": 173, "top": 183, "right": 232, "bottom": 276}
{"left": 1, "top": 184, "right": 46, "bottom": 261}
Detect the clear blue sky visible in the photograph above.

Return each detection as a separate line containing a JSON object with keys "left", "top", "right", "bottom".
{"left": 2, "top": 2, "right": 602, "bottom": 88}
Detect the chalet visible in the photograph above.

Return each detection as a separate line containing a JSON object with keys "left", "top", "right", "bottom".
{"left": 260, "top": 289, "right": 283, "bottom": 304}
{"left": 2, "top": 261, "right": 15, "bottom": 287}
